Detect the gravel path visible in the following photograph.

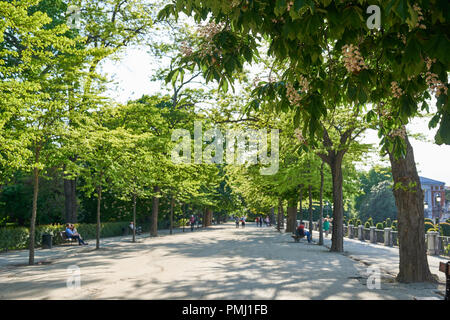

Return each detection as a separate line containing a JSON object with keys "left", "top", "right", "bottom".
{"left": 0, "top": 223, "right": 446, "bottom": 300}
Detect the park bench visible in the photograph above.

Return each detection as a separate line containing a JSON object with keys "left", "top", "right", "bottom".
{"left": 59, "top": 231, "right": 77, "bottom": 246}
{"left": 291, "top": 233, "right": 305, "bottom": 243}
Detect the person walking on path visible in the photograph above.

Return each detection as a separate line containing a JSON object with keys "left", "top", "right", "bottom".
{"left": 255, "top": 217, "right": 259, "bottom": 227}
{"left": 323, "top": 216, "right": 331, "bottom": 237}
{"left": 235, "top": 216, "right": 240, "bottom": 228}
{"left": 241, "top": 216, "right": 246, "bottom": 228}
{"left": 259, "top": 215, "right": 263, "bottom": 227}
{"left": 190, "top": 215, "right": 195, "bottom": 232}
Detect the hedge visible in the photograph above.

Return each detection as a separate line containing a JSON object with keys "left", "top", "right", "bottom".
{"left": 0, "top": 221, "right": 132, "bottom": 252}
{"left": 439, "top": 222, "right": 450, "bottom": 237}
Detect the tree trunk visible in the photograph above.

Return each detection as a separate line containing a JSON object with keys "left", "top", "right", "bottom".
{"left": 286, "top": 198, "right": 297, "bottom": 233}
{"left": 388, "top": 134, "right": 434, "bottom": 283}
{"left": 329, "top": 154, "right": 344, "bottom": 252}
{"left": 205, "top": 208, "right": 212, "bottom": 227}
{"left": 182, "top": 203, "right": 186, "bottom": 232}
{"left": 132, "top": 193, "right": 137, "bottom": 243}
{"left": 270, "top": 207, "right": 275, "bottom": 226}
{"left": 170, "top": 196, "right": 174, "bottom": 235}
{"left": 277, "top": 199, "right": 282, "bottom": 231}
{"left": 64, "top": 177, "right": 77, "bottom": 223}
{"left": 28, "top": 165, "right": 40, "bottom": 265}
{"left": 96, "top": 184, "right": 102, "bottom": 250}
{"left": 299, "top": 186, "right": 303, "bottom": 224}
{"left": 150, "top": 186, "right": 160, "bottom": 237}
{"left": 319, "top": 161, "right": 324, "bottom": 245}
{"left": 308, "top": 184, "right": 313, "bottom": 241}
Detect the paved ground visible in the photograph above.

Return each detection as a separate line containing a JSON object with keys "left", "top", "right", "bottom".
{"left": 0, "top": 223, "right": 447, "bottom": 300}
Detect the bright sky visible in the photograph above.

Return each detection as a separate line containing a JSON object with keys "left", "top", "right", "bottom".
{"left": 100, "top": 46, "right": 450, "bottom": 186}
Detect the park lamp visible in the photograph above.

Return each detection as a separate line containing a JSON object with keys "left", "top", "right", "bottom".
{"left": 424, "top": 202, "right": 428, "bottom": 210}
{"left": 436, "top": 194, "right": 441, "bottom": 204}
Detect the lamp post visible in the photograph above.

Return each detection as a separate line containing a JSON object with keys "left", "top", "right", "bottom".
{"left": 424, "top": 201, "right": 429, "bottom": 218}
{"left": 436, "top": 194, "right": 442, "bottom": 234}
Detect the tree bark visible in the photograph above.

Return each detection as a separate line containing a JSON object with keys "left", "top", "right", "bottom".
{"left": 299, "top": 186, "right": 303, "bottom": 224}
{"left": 329, "top": 154, "right": 345, "bottom": 252}
{"left": 286, "top": 198, "right": 297, "bottom": 233}
{"left": 64, "top": 177, "right": 77, "bottom": 223}
{"left": 277, "top": 199, "right": 282, "bottom": 231}
{"left": 308, "top": 184, "right": 313, "bottom": 241}
{"left": 150, "top": 186, "right": 160, "bottom": 237}
{"left": 319, "top": 161, "right": 324, "bottom": 245}
{"left": 28, "top": 165, "right": 40, "bottom": 265}
{"left": 132, "top": 193, "right": 137, "bottom": 242}
{"left": 270, "top": 207, "right": 275, "bottom": 226}
{"left": 96, "top": 184, "right": 102, "bottom": 250}
{"left": 170, "top": 196, "right": 174, "bottom": 235}
{"left": 388, "top": 134, "right": 434, "bottom": 283}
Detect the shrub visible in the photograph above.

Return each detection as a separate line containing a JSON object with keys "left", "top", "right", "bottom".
{"left": 348, "top": 218, "right": 354, "bottom": 226}
{"left": 424, "top": 218, "right": 434, "bottom": 224}
{"left": 425, "top": 221, "right": 437, "bottom": 233}
{"left": 385, "top": 218, "right": 392, "bottom": 227}
{"left": 0, "top": 221, "right": 131, "bottom": 252}
{"left": 364, "top": 221, "right": 371, "bottom": 228}
{"left": 376, "top": 222, "right": 384, "bottom": 230}
{"left": 391, "top": 220, "right": 398, "bottom": 231}
{"left": 445, "top": 244, "right": 450, "bottom": 257}
{"left": 355, "top": 219, "right": 361, "bottom": 227}
{"left": 439, "top": 222, "right": 450, "bottom": 237}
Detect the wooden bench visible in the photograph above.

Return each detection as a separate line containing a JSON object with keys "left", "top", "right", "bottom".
{"left": 59, "top": 231, "right": 77, "bottom": 245}
{"left": 439, "top": 261, "right": 449, "bottom": 301}
{"left": 291, "top": 233, "right": 305, "bottom": 242}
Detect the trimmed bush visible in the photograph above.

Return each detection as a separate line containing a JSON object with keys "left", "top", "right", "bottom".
{"left": 425, "top": 221, "right": 437, "bottom": 233}
{"left": 376, "top": 222, "right": 384, "bottom": 230}
{"left": 355, "top": 219, "right": 361, "bottom": 227}
{"left": 439, "top": 222, "right": 450, "bottom": 237}
{"left": 0, "top": 221, "right": 131, "bottom": 252}
{"left": 424, "top": 218, "right": 434, "bottom": 224}
{"left": 364, "top": 221, "right": 371, "bottom": 228}
{"left": 391, "top": 220, "right": 398, "bottom": 231}
{"left": 385, "top": 218, "right": 392, "bottom": 227}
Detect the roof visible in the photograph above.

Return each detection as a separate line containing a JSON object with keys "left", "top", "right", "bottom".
{"left": 419, "top": 176, "right": 446, "bottom": 186}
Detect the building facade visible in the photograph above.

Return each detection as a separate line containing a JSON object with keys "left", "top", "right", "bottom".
{"left": 420, "top": 176, "right": 446, "bottom": 220}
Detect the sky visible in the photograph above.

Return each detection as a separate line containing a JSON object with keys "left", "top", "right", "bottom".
{"left": 99, "top": 46, "right": 450, "bottom": 186}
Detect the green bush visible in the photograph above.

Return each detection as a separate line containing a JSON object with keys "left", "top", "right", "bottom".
{"left": 439, "top": 222, "right": 450, "bottom": 237}
{"left": 385, "top": 218, "right": 392, "bottom": 227}
{"left": 364, "top": 221, "right": 371, "bottom": 228}
{"left": 391, "top": 220, "right": 398, "bottom": 231}
{"left": 425, "top": 221, "right": 437, "bottom": 233}
{"left": 376, "top": 222, "right": 384, "bottom": 230}
{"left": 424, "top": 218, "right": 434, "bottom": 224}
{"left": 0, "top": 221, "right": 131, "bottom": 252}
{"left": 445, "top": 244, "right": 450, "bottom": 257}
{"left": 355, "top": 219, "right": 361, "bottom": 227}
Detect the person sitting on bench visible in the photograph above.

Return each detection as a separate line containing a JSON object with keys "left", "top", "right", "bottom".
{"left": 65, "top": 223, "right": 88, "bottom": 245}
{"left": 296, "top": 223, "right": 312, "bottom": 243}
{"left": 129, "top": 222, "right": 142, "bottom": 235}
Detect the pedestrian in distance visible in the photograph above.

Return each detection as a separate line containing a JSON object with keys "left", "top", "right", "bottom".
{"left": 235, "top": 216, "right": 240, "bottom": 228}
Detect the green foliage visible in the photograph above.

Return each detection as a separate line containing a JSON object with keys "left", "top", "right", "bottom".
{"left": 385, "top": 218, "right": 392, "bottom": 227}
{"left": 440, "top": 222, "right": 450, "bottom": 237}
{"left": 358, "top": 181, "right": 397, "bottom": 223}
{"left": 0, "top": 222, "right": 130, "bottom": 252}
{"left": 364, "top": 221, "right": 371, "bottom": 228}
{"left": 392, "top": 220, "right": 398, "bottom": 231}
{"left": 376, "top": 222, "right": 384, "bottom": 230}
{"left": 425, "top": 221, "right": 437, "bottom": 233}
